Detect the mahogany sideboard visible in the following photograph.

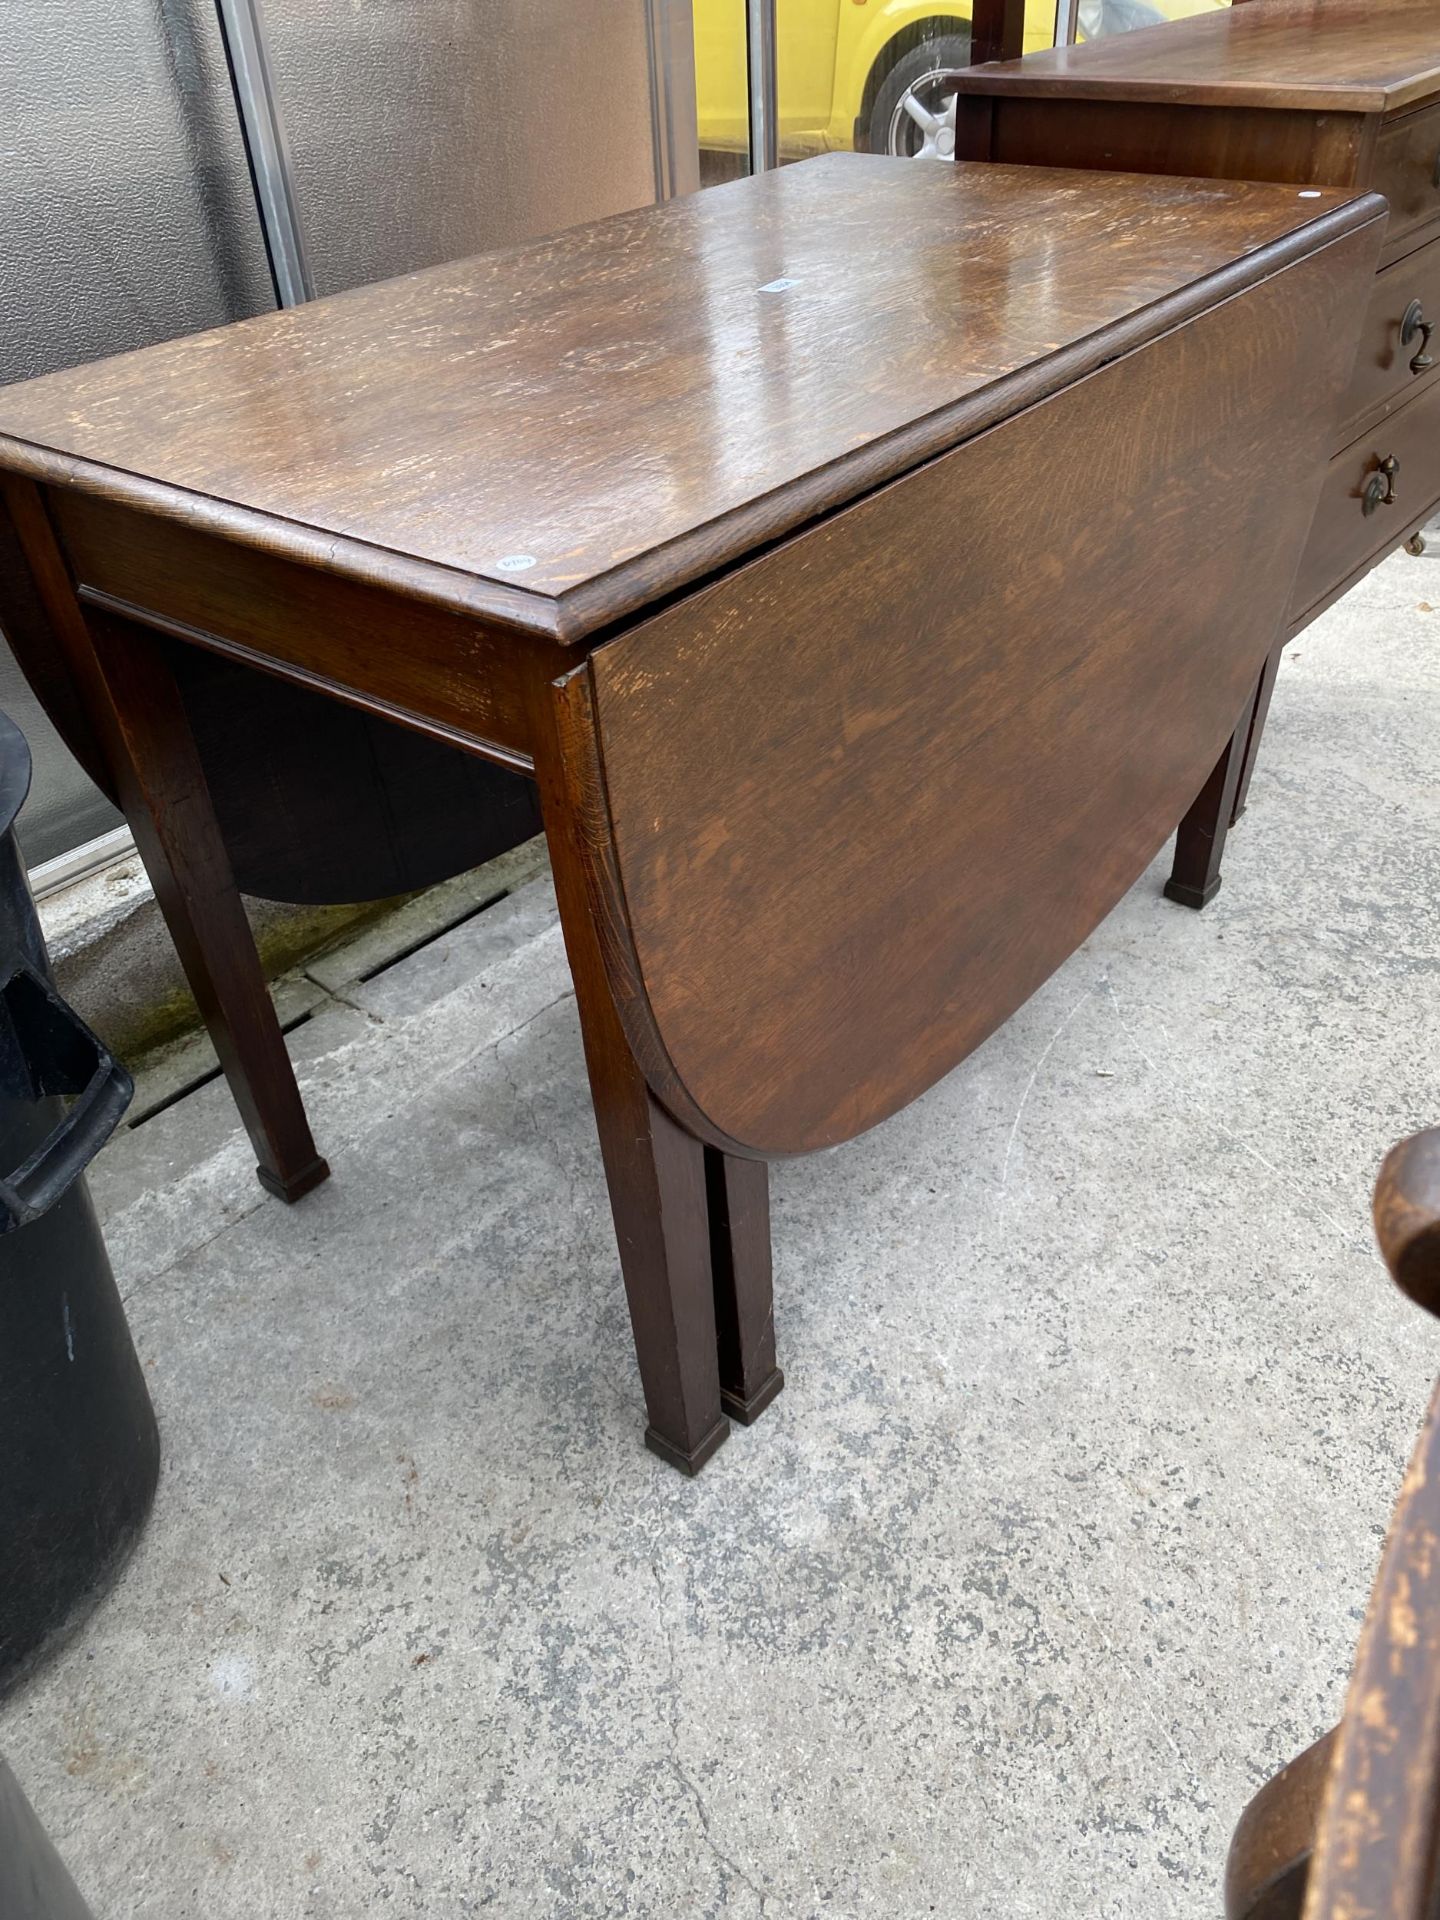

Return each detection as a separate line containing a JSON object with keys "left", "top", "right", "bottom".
{"left": 0, "top": 157, "right": 1384, "bottom": 1471}
{"left": 951, "top": 0, "right": 1440, "bottom": 906}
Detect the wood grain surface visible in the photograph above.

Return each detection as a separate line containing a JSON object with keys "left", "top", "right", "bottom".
{"left": 0, "top": 483, "right": 544, "bottom": 905}
{"left": 1372, "top": 103, "right": 1440, "bottom": 255}
{"left": 1288, "top": 371, "right": 1440, "bottom": 623}
{"left": 562, "top": 217, "right": 1383, "bottom": 1158}
{"left": 1336, "top": 234, "right": 1440, "bottom": 438}
{"left": 949, "top": 0, "right": 1440, "bottom": 920}
{"left": 950, "top": 0, "right": 1440, "bottom": 115}
{"left": 0, "top": 157, "right": 1372, "bottom": 641}
{"left": 976, "top": 96, "right": 1370, "bottom": 192}
{"left": 51, "top": 491, "right": 550, "bottom": 765}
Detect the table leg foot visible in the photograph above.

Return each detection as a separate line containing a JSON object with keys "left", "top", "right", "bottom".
{"left": 256, "top": 1155, "right": 331, "bottom": 1203}
{"left": 645, "top": 1416, "right": 731, "bottom": 1476}
{"left": 721, "top": 1368, "right": 785, "bottom": 1425}
{"left": 1163, "top": 874, "right": 1223, "bottom": 912}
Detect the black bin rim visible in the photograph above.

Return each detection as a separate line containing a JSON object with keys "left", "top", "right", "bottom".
{"left": 0, "top": 711, "right": 32, "bottom": 844}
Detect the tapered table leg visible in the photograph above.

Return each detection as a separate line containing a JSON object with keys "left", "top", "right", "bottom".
{"left": 537, "top": 676, "right": 729, "bottom": 1475}
{"left": 706, "top": 1148, "right": 784, "bottom": 1424}
{"left": 3, "top": 481, "right": 327, "bottom": 1201}
{"left": 85, "top": 612, "right": 330, "bottom": 1200}
{"left": 603, "top": 1077, "right": 732, "bottom": 1474}
{"left": 1165, "top": 677, "right": 1262, "bottom": 911}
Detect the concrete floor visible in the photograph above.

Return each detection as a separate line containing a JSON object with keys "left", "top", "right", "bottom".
{"left": 3, "top": 552, "right": 1439, "bottom": 1919}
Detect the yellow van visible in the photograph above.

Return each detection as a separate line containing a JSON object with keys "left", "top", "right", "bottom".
{"left": 694, "top": 0, "right": 1227, "bottom": 161}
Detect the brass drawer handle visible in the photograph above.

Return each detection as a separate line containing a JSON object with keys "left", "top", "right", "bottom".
{"left": 1402, "top": 299, "right": 1435, "bottom": 374}
{"left": 1362, "top": 454, "right": 1400, "bottom": 516}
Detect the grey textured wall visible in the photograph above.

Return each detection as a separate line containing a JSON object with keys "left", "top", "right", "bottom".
{"left": 0, "top": 0, "right": 275, "bottom": 388}
{"left": 1, "top": 0, "right": 275, "bottom": 862}
{"left": 265, "top": 0, "right": 658, "bottom": 297}
{"left": 1, "top": 0, "right": 658, "bottom": 865}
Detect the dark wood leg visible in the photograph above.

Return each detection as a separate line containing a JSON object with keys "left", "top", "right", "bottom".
{"left": 705, "top": 1148, "right": 784, "bottom": 1424}
{"left": 81, "top": 613, "right": 329, "bottom": 1201}
{"left": 537, "top": 677, "right": 729, "bottom": 1475}
{"left": 1164, "top": 676, "right": 1262, "bottom": 911}
{"left": 603, "top": 1079, "right": 731, "bottom": 1474}
{"left": 556, "top": 965, "right": 730, "bottom": 1473}
{"left": 1230, "top": 642, "right": 1282, "bottom": 827}
{"left": 2, "top": 480, "right": 327, "bottom": 1201}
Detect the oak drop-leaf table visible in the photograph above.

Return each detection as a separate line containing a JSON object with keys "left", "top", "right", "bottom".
{"left": 0, "top": 157, "right": 1384, "bottom": 1471}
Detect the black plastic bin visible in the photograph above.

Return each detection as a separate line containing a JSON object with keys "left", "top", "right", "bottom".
{"left": 0, "top": 708, "right": 157, "bottom": 1694}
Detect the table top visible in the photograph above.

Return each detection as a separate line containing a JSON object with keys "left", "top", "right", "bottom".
{"left": 950, "top": 0, "right": 1440, "bottom": 118}
{"left": 0, "top": 154, "right": 1371, "bottom": 641}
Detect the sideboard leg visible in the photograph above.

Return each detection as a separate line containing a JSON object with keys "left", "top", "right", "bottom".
{"left": 84, "top": 611, "right": 330, "bottom": 1202}
{"left": 1164, "top": 677, "right": 1262, "bottom": 911}
{"left": 1229, "top": 642, "right": 1282, "bottom": 827}
{"left": 706, "top": 1148, "right": 785, "bottom": 1424}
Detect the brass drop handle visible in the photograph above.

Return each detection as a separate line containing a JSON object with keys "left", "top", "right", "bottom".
{"left": 1362, "top": 454, "right": 1400, "bottom": 516}
{"left": 1402, "top": 298, "right": 1435, "bottom": 374}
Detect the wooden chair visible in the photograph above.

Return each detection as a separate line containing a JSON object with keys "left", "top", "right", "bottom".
{"left": 1228, "top": 1127, "right": 1440, "bottom": 1920}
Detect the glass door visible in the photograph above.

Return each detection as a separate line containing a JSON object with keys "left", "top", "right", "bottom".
{"left": 692, "top": 0, "right": 1233, "bottom": 186}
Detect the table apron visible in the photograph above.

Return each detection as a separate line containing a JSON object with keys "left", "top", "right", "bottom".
{"left": 48, "top": 488, "right": 555, "bottom": 774}
{"left": 76, "top": 584, "right": 536, "bottom": 778}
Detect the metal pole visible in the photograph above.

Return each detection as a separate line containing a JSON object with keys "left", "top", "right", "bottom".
{"left": 746, "top": 0, "right": 779, "bottom": 173}
{"left": 644, "top": 0, "right": 702, "bottom": 201}
{"left": 1053, "top": 0, "right": 1082, "bottom": 46}
{"left": 214, "top": 0, "right": 314, "bottom": 307}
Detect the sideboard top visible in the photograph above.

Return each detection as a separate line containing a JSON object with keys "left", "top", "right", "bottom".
{"left": 951, "top": 0, "right": 1440, "bottom": 118}
{"left": 0, "top": 154, "right": 1376, "bottom": 640}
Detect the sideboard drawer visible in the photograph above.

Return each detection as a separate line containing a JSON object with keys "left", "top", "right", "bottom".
{"left": 1290, "top": 377, "right": 1440, "bottom": 622}
{"left": 1338, "top": 232, "right": 1440, "bottom": 434}
{"left": 1373, "top": 103, "right": 1440, "bottom": 257}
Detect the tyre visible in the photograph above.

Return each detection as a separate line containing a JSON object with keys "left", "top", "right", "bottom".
{"left": 864, "top": 3, "right": 1166, "bottom": 161}
{"left": 865, "top": 32, "right": 972, "bottom": 161}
